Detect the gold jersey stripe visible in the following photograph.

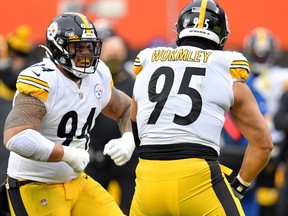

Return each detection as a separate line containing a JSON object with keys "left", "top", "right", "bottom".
{"left": 134, "top": 58, "right": 141, "bottom": 65}
{"left": 16, "top": 82, "right": 49, "bottom": 101}
{"left": 133, "top": 57, "right": 143, "bottom": 74}
{"left": 231, "top": 60, "right": 250, "bottom": 67}
{"left": 110, "top": 79, "right": 114, "bottom": 90}
{"left": 133, "top": 65, "right": 143, "bottom": 75}
{"left": 198, "top": 0, "right": 208, "bottom": 28}
{"left": 18, "top": 75, "right": 49, "bottom": 88}
{"left": 230, "top": 68, "right": 249, "bottom": 80}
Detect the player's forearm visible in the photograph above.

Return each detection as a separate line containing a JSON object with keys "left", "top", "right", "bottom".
{"left": 238, "top": 143, "right": 272, "bottom": 183}
{"left": 5, "top": 128, "right": 56, "bottom": 162}
{"left": 5, "top": 128, "right": 89, "bottom": 173}
{"left": 117, "top": 104, "right": 131, "bottom": 134}
{"left": 4, "top": 125, "right": 64, "bottom": 162}
{"left": 102, "top": 88, "right": 132, "bottom": 134}
{"left": 116, "top": 90, "right": 132, "bottom": 134}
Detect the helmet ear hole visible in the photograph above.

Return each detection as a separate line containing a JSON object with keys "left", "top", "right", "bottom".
{"left": 60, "top": 56, "right": 67, "bottom": 64}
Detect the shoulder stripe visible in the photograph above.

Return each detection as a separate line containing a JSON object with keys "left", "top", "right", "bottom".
{"left": 17, "top": 75, "right": 49, "bottom": 91}
{"left": 133, "top": 57, "right": 143, "bottom": 75}
{"left": 16, "top": 75, "right": 50, "bottom": 101}
{"left": 16, "top": 82, "right": 49, "bottom": 101}
{"left": 231, "top": 60, "right": 250, "bottom": 68}
{"left": 134, "top": 57, "right": 141, "bottom": 66}
{"left": 16, "top": 81, "right": 49, "bottom": 93}
{"left": 230, "top": 60, "right": 250, "bottom": 77}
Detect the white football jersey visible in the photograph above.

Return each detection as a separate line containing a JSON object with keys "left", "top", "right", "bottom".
{"left": 7, "top": 58, "right": 113, "bottom": 182}
{"left": 133, "top": 46, "right": 249, "bottom": 155}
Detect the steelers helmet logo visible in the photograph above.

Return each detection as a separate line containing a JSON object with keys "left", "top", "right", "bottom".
{"left": 183, "top": 17, "right": 190, "bottom": 28}
{"left": 47, "top": 22, "right": 58, "bottom": 41}
{"left": 94, "top": 84, "right": 102, "bottom": 99}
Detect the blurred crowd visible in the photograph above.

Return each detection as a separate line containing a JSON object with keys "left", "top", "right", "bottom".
{"left": 0, "top": 25, "right": 34, "bottom": 184}
{"left": 1, "top": 19, "right": 288, "bottom": 216}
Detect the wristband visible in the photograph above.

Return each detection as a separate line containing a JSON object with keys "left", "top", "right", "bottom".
{"left": 236, "top": 174, "right": 250, "bottom": 187}
{"left": 230, "top": 174, "right": 250, "bottom": 200}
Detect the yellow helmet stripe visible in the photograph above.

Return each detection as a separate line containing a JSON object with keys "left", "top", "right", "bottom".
{"left": 256, "top": 28, "right": 268, "bottom": 47}
{"left": 198, "top": 0, "right": 208, "bottom": 28}
{"left": 75, "top": 12, "right": 92, "bottom": 33}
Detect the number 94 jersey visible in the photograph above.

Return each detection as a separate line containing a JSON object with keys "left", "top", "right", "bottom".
{"left": 8, "top": 58, "right": 113, "bottom": 182}
{"left": 133, "top": 46, "right": 249, "bottom": 155}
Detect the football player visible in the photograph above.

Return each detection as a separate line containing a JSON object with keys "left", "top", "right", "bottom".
{"left": 244, "top": 27, "right": 288, "bottom": 216}
{"left": 2, "top": 12, "right": 135, "bottom": 215}
{"left": 129, "top": 0, "right": 273, "bottom": 215}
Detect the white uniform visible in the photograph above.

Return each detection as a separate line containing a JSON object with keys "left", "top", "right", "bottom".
{"left": 7, "top": 58, "right": 113, "bottom": 182}
{"left": 133, "top": 46, "right": 249, "bottom": 156}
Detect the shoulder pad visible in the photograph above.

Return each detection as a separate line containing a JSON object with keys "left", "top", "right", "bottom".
{"left": 16, "top": 61, "right": 56, "bottom": 101}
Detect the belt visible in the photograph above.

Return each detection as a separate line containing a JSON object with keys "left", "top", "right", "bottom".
{"left": 5, "top": 177, "right": 36, "bottom": 189}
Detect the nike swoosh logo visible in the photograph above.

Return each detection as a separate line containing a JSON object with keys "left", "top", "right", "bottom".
{"left": 32, "top": 70, "right": 40, "bottom": 76}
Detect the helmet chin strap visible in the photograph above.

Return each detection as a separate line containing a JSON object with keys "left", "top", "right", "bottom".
{"left": 56, "top": 63, "right": 86, "bottom": 81}
{"left": 60, "top": 63, "right": 88, "bottom": 79}
{"left": 39, "top": 45, "right": 54, "bottom": 59}
{"left": 41, "top": 45, "right": 95, "bottom": 79}
{"left": 69, "top": 59, "right": 96, "bottom": 78}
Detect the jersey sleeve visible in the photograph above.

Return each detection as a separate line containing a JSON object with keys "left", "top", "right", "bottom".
{"left": 16, "top": 63, "right": 52, "bottom": 102}
{"left": 229, "top": 51, "right": 250, "bottom": 82}
{"left": 133, "top": 48, "right": 151, "bottom": 75}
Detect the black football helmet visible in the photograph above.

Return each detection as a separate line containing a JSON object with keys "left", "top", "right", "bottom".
{"left": 176, "top": 0, "right": 230, "bottom": 49}
{"left": 42, "top": 12, "right": 102, "bottom": 78}
{"left": 243, "top": 27, "right": 279, "bottom": 73}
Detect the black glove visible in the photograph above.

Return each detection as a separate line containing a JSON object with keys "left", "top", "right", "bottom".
{"left": 230, "top": 175, "right": 250, "bottom": 200}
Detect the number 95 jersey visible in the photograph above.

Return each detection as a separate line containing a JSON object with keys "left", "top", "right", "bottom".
{"left": 8, "top": 58, "right": 113, "bottom": 182}
{"left": 133, "top": 46, "right": 249, "bottom": 155}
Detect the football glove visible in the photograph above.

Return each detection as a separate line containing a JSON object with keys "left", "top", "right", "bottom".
{"left": 103, "top": 132, "right": 135, "bottom": 166}
{"left": 230, "top": 174, "right": 250, "bottom": 200}
{"left": 62, "top": 146, "right": 90, "bottom": 173}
